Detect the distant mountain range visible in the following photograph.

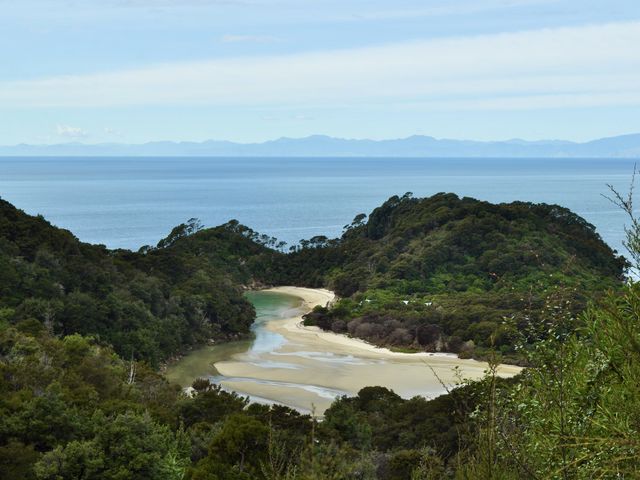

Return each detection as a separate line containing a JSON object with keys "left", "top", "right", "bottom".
{"left": 2, "top": 133, "right": 640, "bottom": 157}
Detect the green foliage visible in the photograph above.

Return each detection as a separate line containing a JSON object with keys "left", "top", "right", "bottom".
{"left": 461, "top": 283, "right": 640, "bottom": 479}
{"left": 454, "top": 180, "right": 640, "bottom": 477}
{"left": 0, "top": 440, "right": 39, "bottom": 480}
{"left": 0, "top": 191, "right": 635, "bottom": 479}
{"left": 1, "top": 192, "right": 624, "bottom": 364}
{"left": 207, "top": 414, "right": 269, "bottom": 474}
{"left": 0, "top": 199, "right": 261, "bottom": 366}
{"left": 33, "top": 412, "right": 189, "bottom": 480}
{"left": 1, "top": 327, "right": 317, "bottom": 479}
{"left": 296, "top": 441, "right": 377, "bottom": 480}
{"left": 0, "top": 326, "right": 190, "bottom": 479}
{"left": 321, "top": 384, "right": 488, "bottom": 463}
{"left": 179, "top": 380, "right": 249, "bottom": 427}
{"left": 294, "top": 193, "right": 625, "bottom": 357}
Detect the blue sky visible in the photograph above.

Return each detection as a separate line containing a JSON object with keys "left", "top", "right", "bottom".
{"left": 1, "top": 0, "right": 639, "bottom": 145}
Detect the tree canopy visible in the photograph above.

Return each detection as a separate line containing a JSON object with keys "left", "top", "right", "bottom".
{"left": 0, "top": 192, "right": 634, "bottom": 479}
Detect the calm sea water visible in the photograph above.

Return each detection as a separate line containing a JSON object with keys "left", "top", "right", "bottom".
{"left": 0, "top": 157, "right": 637, "bottom": 255}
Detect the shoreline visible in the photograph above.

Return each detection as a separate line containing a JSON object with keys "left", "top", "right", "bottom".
{"left": 207, "top": 286, "right": 521, "bottom": 414}
{"left": 260, "top": 286, "right": 521, "bottom": 373}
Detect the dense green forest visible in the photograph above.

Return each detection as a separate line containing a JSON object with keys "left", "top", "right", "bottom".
{"left": 0, "top": 192, "right": 636, "bottom": 478}
{"left": 0, "top": 320, "right": 495, "bottom": 479}
{"left": 3, "top": 287, "right": 639, "bottom": 478}
{"left": 1, "top": 192, "right": 623, "bottom": 365}
{"left": 285, "top": 193, "right": 625, "bottom": 360}
{"left": 0, "top": 200, "right": 270, "bottom": 366}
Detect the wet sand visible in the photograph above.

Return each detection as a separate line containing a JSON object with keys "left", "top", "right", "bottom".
{"left": 212, "top": 286, "right": 522, "bottom": 415}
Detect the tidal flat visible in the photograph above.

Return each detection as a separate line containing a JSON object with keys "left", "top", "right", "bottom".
{"left": 167, "top": 287, "right": 521, "bottom": 415}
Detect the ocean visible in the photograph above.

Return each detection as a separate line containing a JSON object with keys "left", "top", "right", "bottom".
{"left": 0, "top": 156, "right": 637, "bottom": 256}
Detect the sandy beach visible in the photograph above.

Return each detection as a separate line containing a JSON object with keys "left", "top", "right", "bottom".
{"left": 211, "top": 286, "right": 522, "bottom": 415}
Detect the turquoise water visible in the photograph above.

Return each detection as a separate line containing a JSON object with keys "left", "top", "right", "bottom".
{"left": 0, "top": 156, "right": 637, "bottom": 255}
{"left": 166, "top": 291, "right": 301, "bottom": 387}
{"left": 168, "top": 289, "right": 517, "bottom": 413}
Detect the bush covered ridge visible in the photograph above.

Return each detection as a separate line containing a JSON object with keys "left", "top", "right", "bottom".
{"left": 0, "top": 192, "right": 625, "bottom": 365}
{"left": 0, "top": 191, "right": 637, "bottom": 478}
{"left": 0, "top": 199, "right": 260, "bottom": 366}
{"left": 286, "top": 193, "right": 625, "bottom": 358}
{"left": 0, "top": 324, "right": 486, "bottom": 479}
{"left": 3, "top": 278, "right": 640, "bottom": 477}
{"left": 282, "top": 192, "right": 625, "bottom": 290}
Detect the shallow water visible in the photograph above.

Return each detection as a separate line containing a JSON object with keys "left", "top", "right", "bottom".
{"left": 165, "top": 291, "right": 300, "bottom": 388}
{"left": 165, "top": 291, "right": 360, "bottom": 411}
{"left": 166, "top": 292, "right": 360, "bottom": 412}
{"left": 166, "top": 290, "right": 520, "bottom": 415}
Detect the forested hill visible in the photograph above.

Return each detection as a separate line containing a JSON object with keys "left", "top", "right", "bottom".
{"left": 0, "top": 199, "right": 269, "bottom": 366}
{"left": 284, "top": 192, "right": 624, "bottom": 289}
{"left": 283, "top": 193, "right": 626, "bottom": 359}
{"left": 121, "top": 191, "right": 625, "bottom": 361}
{"left": 0, "top": 193, "right": 634, "bottom": 478}
{"left": 0, "top": 193, "right": 626, "bottom": 364}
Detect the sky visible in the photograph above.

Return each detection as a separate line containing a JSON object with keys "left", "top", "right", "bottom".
{"left": 1, "top": 0, "right": 639, "bottom": 145}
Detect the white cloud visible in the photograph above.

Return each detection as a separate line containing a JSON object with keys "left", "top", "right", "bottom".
{"left": 3, "top": 21, "right": 639, "bottom": 111}
{"left": 104, "top": 126, "right": 123, "bottom": 136}
{"left": 56, "top": 124, "right": 88, "bottom": 138}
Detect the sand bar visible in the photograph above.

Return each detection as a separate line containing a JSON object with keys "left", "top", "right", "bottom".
{"left": 209, "top": 286, "right": 522, "bottom": 415}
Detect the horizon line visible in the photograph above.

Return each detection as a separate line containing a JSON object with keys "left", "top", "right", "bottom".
{"left": 3, "top": 131, "right": 640, "bottom": 148}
